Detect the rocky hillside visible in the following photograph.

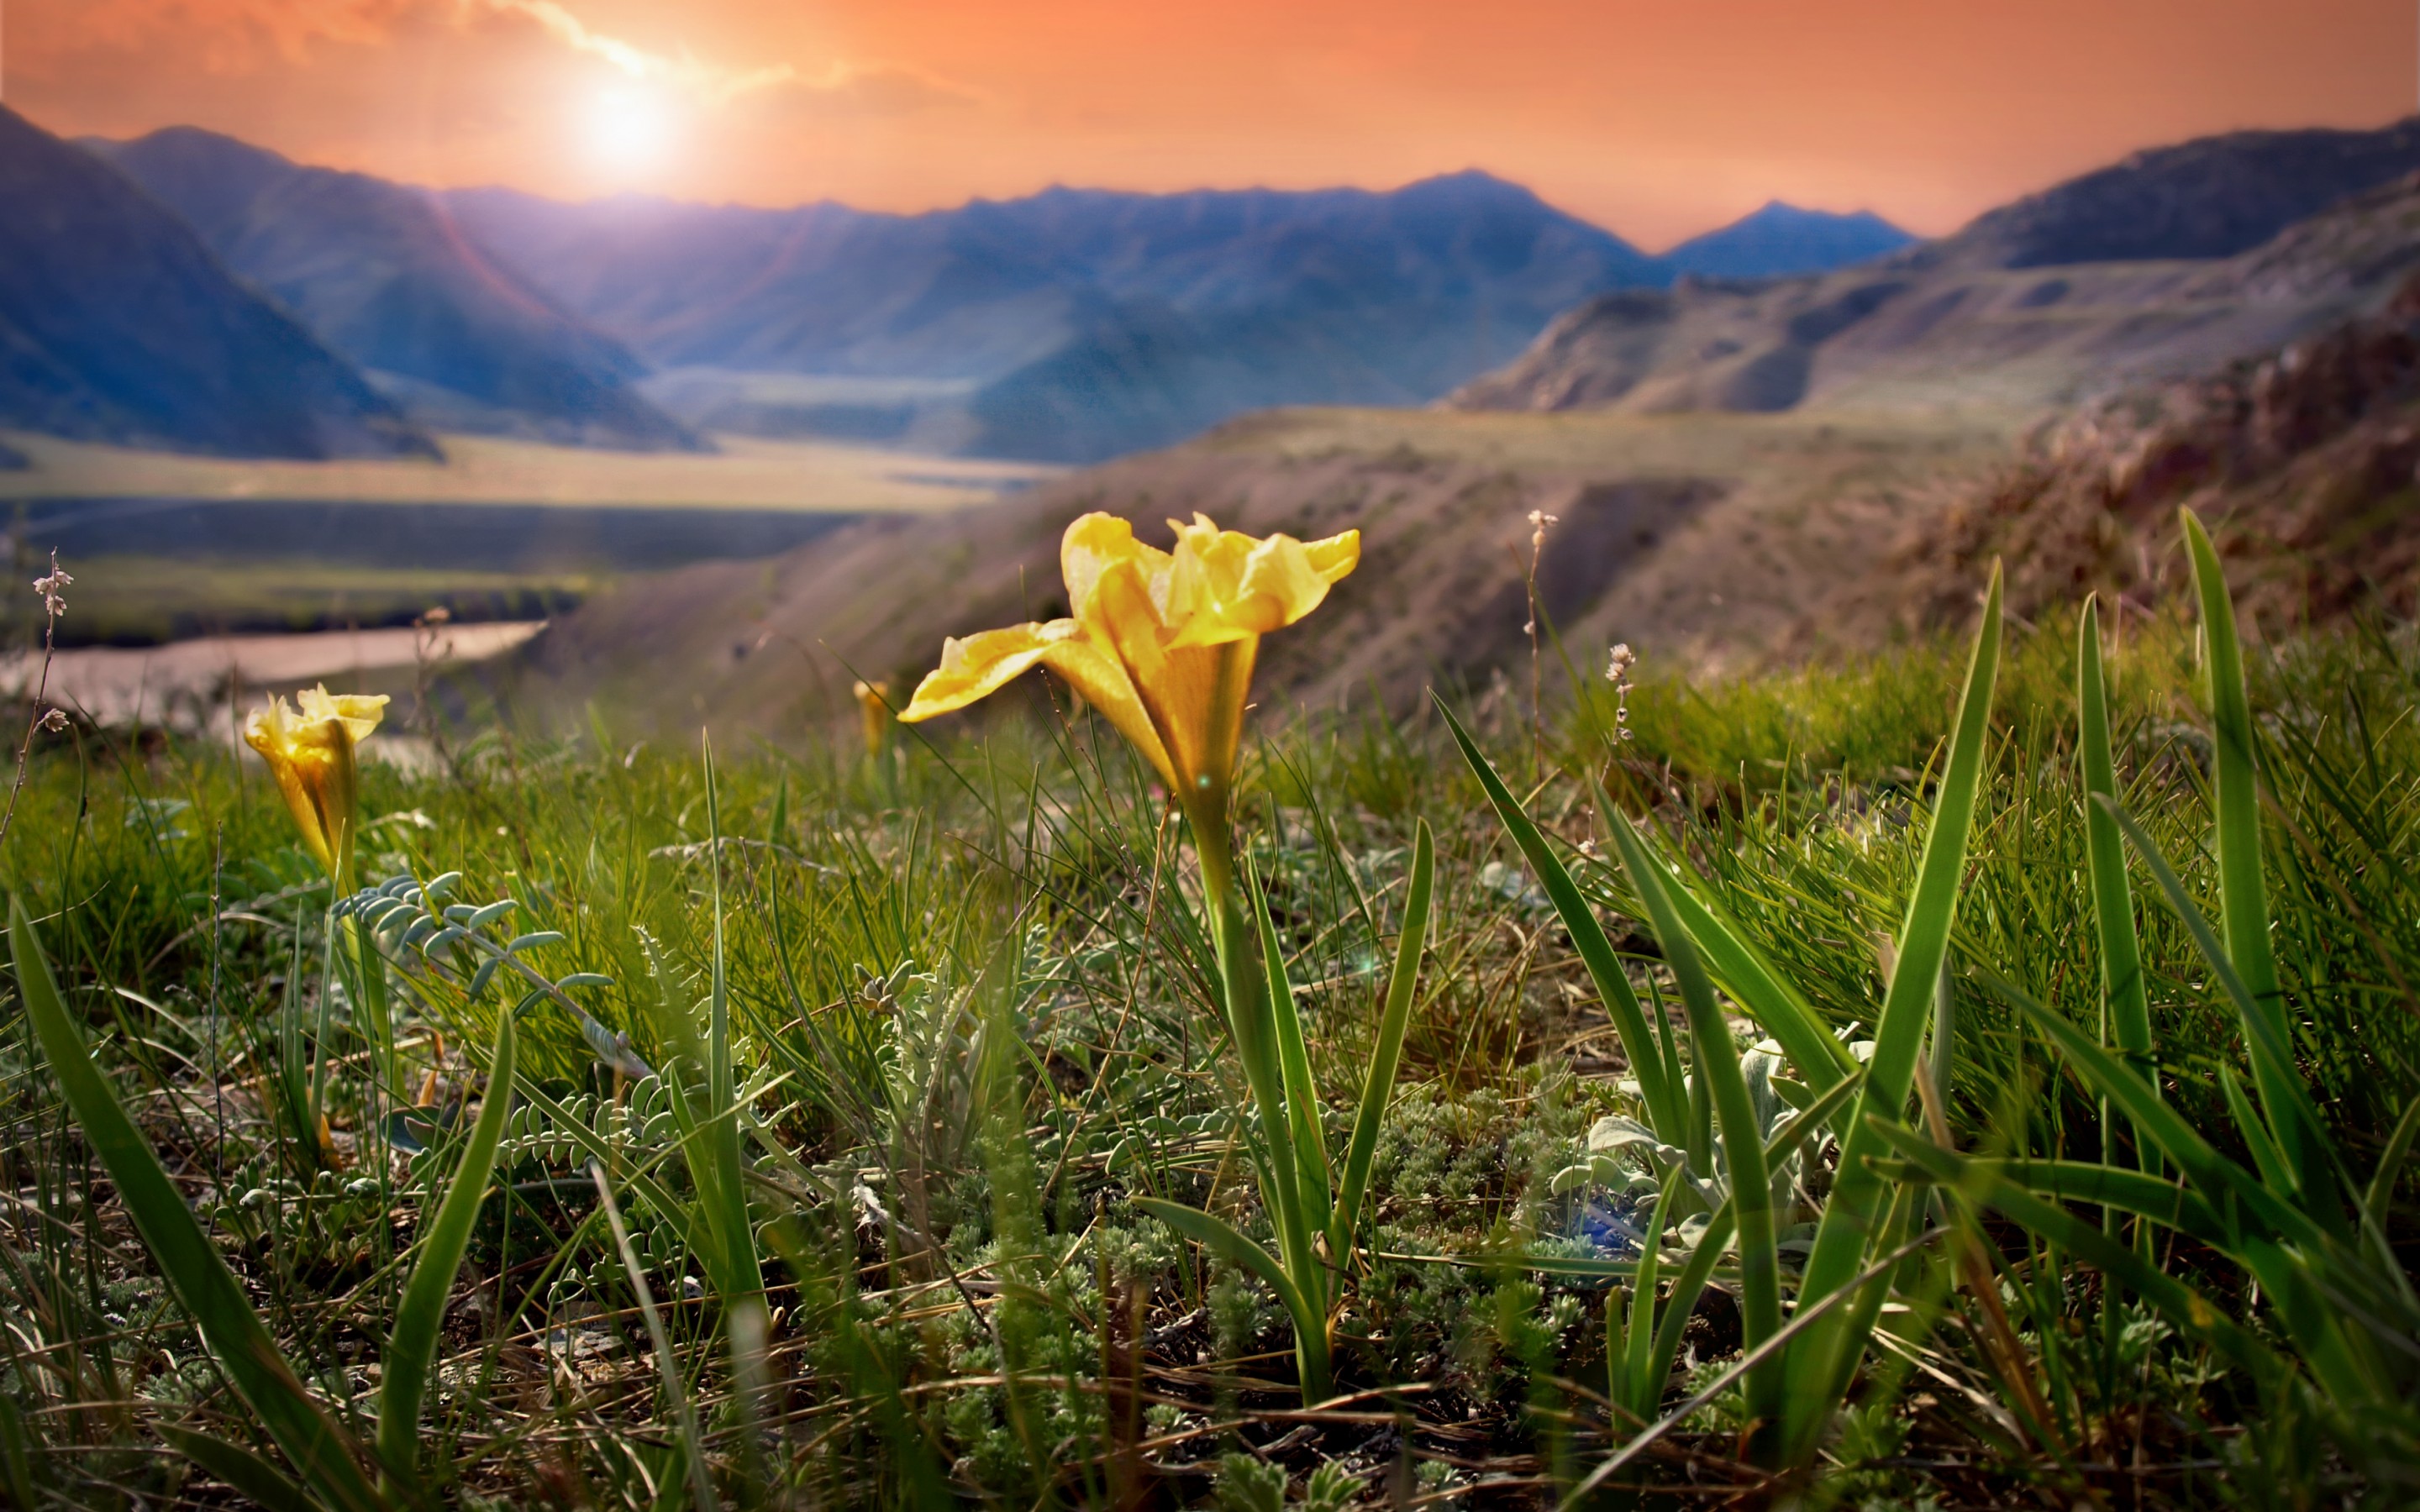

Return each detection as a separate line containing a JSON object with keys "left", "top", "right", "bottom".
{"left": 1834, "top": 266, "right": 2420, "bottom": 643}
{"left": 0, "top": 107, "right": 431, "bottom": 459}
{"left": 96, "top": 129, "right": 702, "bottom": 452}
{"left": 1453, "top": 121, "right": 2420, "bottom": 419}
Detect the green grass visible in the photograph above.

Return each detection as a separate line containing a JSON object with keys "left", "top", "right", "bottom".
{"left": 3, "top": 567, "right": 2419, "bottom": 1506}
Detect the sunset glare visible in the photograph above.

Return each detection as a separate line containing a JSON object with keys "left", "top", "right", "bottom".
{"left": 8, "top": 1, "right": 2417, "bottom": 245}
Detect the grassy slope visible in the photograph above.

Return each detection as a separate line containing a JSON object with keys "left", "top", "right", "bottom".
{"left": 3, "top": 605, "right": 2417, "bottom": 1504}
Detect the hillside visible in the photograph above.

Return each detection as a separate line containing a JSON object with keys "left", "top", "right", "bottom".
{"left": 1453, "top": 120, "right": 2420, "bottom": 419}
{"left": 95, "top": 129, "right": 702, "bottom": 452}
{"left": 1832, "top": 265, "right": 2420, "bottom": 643}
{"left": 0, "top": 106, "right": 430, "bottom": 459}
{"left": 524, "top": 401, "right": 2021, "bottom": 735}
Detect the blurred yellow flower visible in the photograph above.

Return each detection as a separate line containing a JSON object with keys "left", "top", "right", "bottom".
{"left": 852, "top": 679, "right": 892, "bottom": 759}
{"left": 901, "top": 512, "right": 1357, "bottom": 824}
{"left": 243, "top": 685, "right": 389, "bottom": 881}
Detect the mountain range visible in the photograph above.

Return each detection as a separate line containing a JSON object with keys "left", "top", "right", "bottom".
{"left": 90, "top": 129, "right": 702, "bottom": 452}
{"left": 0, "top": 107, "right": 1912, "bottom": 464}
{"left": 445, "top": 181, "right": 1911, "bottom": 461}
{"left": 0, "top": 106, "right": 432, "bottom": 459}
{"left": 1452, "top": 121, "right": 2420, "bottom": 417}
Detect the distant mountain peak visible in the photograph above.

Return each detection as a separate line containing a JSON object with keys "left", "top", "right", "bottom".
{"left": 1661, "top": 202, "right": 1917, "bottom": 281}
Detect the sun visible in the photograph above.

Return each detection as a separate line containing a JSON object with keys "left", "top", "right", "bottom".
{"left": 581, "top": 83, "right": 678, "bottom": 176}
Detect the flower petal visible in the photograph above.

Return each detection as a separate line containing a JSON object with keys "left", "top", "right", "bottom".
{"left": 295, "top": 685, "right": 387, "bottom": 744}
{"left": 1166, "top": 522, "right": 1360, "bottom": 648}
{"left": 900, "top": 623, "right": 1068, "bottom": 720}
{"left": 1063, "top": 513, "right": 1174, "bottom": 632}
{"left": 900, "top": 618, "right": 1178, "bottom": 788}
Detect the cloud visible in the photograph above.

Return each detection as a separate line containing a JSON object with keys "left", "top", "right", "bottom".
{"left": 15, "top": 0, "right": 969, "bottom": 118}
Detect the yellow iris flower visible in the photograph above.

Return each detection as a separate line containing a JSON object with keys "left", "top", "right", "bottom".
{"left": 852, "top": 679, "right": 892, "bottom": 759}
{"left": 243, "top": 685, "right": 389, "bottom": 881}
{"left": 901, "top": 512, "right": 1358, "bottom": 835}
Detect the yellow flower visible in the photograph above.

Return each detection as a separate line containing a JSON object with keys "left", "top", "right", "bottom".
{"left": 243, "top": 685, "right": 389, "bottom": 880}
{"left": 852, "top": 679, "right": 892, "bottom": 759}
{"left": 900, "top": 512, "right": 1358, "bottom": 812}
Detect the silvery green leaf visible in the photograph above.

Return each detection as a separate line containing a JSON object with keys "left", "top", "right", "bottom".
{"left": 506, "top": 932, "right": 565, "bottom": 954}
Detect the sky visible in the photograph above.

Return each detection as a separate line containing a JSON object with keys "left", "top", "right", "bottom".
{"left": 7, "top": 0, "right": 2414, "bottom": 249}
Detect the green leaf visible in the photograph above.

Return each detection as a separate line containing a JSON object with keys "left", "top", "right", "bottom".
{"left": 378, "top": 1011, "right": 515, "bottom": 1486}
{"left": 1246, "top": 853, "right": 1334, "bottom": 1245}
{"left": 2077, "top": 594, "right": 2156, "bottom": 1178}
{"left": 158, "top": 1425, "right": 321, "bottom": 1512}
{"left": 1434, "top": 695, "right": 1683, "bottom": 1137}
{"left": 1618, "top": 1165, "right": 1685, "bottom": 1423}
{"left": 2364, "top": 1093, "right": 2420, "bottom": 1224}
{"left": 699, "top": 738, "right": 770, "bottom": 1307}
{"left": 1786, "top": 561, "right": 2003, "bottom": 1431}
{"left": 2093, "top": 795, "right": 2342, "bottom": 1221}
{"left": 1655, "top": 869, "right": 1858, "bottom": 1092}
{"left": 1870, "top": 1118, "right": 2283, "bottom": 1385}
{"left": 1607, "top": 814, "right": 1781, "bottom": 1429}
{"left": 1331, "top": 819, "right": 1433, "bottom": 1265}
{"left": 2182, "top": 511, "right": 2302, "bottom": 1170}
{"left": 1132, "top": 1197, "right": 1330, "bottom": 1400}
{"left": 1997, "top": 1159, "right": 2230, "bottom": 1248}
{"left": 9, "top": 898, "right": 386, "bottom": 1512}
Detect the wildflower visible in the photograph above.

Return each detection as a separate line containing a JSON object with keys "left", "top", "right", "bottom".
{"left": 852, "top": 679, "right": 892, "bottom": 759}
{"left": 1606, "top": 643, "right": 1637, "bottom": 742}
{"left": 901, "top": 512, "right": 1357, "bottom": 875}
{"left": 30, "top": 557, "right": 70, "bottom": 618}
{"left": 34, "top": 707, "right": 67, "bottom": 734}
{"left": 244, "top": 685, "right": 389, "bottom": 882}
{"left": 1521, "top": 511, "right": 1558, "bottom": 636}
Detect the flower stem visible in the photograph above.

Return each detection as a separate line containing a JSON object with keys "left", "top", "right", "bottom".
{"left": 1190, "top": 803, "right": 1334, "bottom": 1402}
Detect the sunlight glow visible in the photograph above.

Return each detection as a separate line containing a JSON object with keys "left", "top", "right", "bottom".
{"left": 582, "top": 84, "right": 676, "bottom": 176}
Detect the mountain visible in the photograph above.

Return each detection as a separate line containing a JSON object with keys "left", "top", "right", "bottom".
{"left": 1833, "top": 265, "right": 2420, "bottom": 644}
{"left": 1928, "top": 119, "right": 2420, "bottom": 270}
{"left": 0, "top": 106, "right": 431, "bottom": 459}
{"left": 1452, "top": 119, "right": 2420, "bottom": 418}
{"left": 445, "top": 171, "right": 1670, "bottom": 460}
{"left": 1662, "top": 202, "right": 1912, "bottom": 280}
{"left": 93, "top": 129, "right": 702, "bottom": 451}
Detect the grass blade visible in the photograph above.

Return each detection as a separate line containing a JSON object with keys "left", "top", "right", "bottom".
{"left": 592, "top": 1163, "right": 721, "bottom": 1512}
{"left": 701, "top": 740, "right": 770, "bottom": 1306}
{"left": 158, "top": 1425, "right": 322, "bottom": 1512}
{"left": 378, "top": 1011, "right": 515, "bottom": 1487}
{"left": 2365, "top": 1094, "right": 2420, "bottom": 1222}
{"left": 1784, "top": 562, "right": 2003, "bottom": 1441}
{"left": 2182, "top": 510, "right": 2309, "bottom": 1185}
{"left": 1871, "top": 1119, "right": 2281, "bottom": 1383}
{"left": 1246, "top": 854, "right": 1334, "bottom": 1243}
{"left": 1607, "top": 815, "right": 1782, "bottom": 1431}
{"left": 1330, "top": 819, "right": 1434, "bottom": 1264}
{"left": 2094, "top": 795, "right": 2338, "bottom": 1213}
{"left": 2078, "top": 595, "right": 2156, "bottom": 1175}
{"left": 1132, "top": 1196, "right": 1332, "bottom": 1401}
{"left": 1434, "top": 694, "right": 1683, "bottom": 1137}
{"left": 9, "top": 897, "right": 386, "bottom": 1512}
{"left": 1655, "top": 868, "right": 1858, "bottom": 1091}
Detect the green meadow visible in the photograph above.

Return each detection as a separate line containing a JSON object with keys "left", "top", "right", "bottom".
{"left": 3, "top": 520, "right": 2418, "bottom": 1509}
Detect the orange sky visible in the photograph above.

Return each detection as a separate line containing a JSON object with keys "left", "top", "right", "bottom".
{"left": 8, "top": 0, "right": 2412, "bottom": 247}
